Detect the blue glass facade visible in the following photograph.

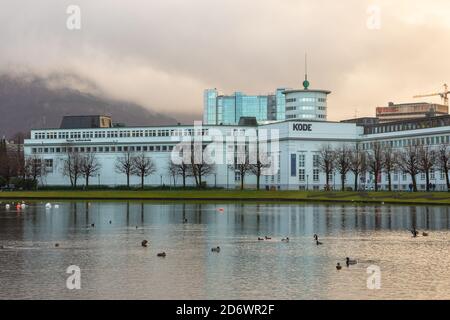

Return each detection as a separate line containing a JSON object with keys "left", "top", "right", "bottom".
{"left": 203, "top": 89, "right": 288, "bottom": 125}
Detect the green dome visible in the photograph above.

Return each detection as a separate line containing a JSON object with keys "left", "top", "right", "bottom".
{"left": 303, "top": 80, "right": 310, "bottom": 90}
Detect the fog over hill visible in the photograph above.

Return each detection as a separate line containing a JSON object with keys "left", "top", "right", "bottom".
{"left": 0, "top": 73, "right": 178, "bottom": 138}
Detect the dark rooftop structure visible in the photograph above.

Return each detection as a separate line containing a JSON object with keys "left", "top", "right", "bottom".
{"left": 341, "top": 117, "right": 379, "bottom": 126}
{"left": 60, "top": 115, "right": 113, "bottom": 129}
{"left": 238, "top": 117, "right": 258, "bottom": 126}
{"left": 363, "top": 115, "right": 450, "bottom": 135}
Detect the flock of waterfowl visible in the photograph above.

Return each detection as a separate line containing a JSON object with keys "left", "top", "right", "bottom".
{"left": 1, "top": 203, "right": 433, "bottom": 266}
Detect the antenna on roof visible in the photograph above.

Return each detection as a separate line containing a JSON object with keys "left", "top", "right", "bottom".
{"left": 303, "top": 52, "right": 310, "bottom": 90}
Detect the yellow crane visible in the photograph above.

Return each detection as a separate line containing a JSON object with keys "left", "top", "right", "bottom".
{"left": 413, "top": 84, "right": 450, "bottom": 107}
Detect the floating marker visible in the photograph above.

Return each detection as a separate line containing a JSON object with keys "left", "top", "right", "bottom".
{"left": 54, "top": 204, "right": 60, "bottom": 209}
{"left": 45, "top": 203, "right": 52, "bottom": 209}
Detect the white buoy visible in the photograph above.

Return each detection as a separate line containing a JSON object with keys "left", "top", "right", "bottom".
{"left": 45, "top": 203, "right": 52, "bottom": 209}
{"left": 5, "top": 204, "right": 10, "bottom": 210}
{"left": 54, "top": 204, "right": 60, "bottom": 209}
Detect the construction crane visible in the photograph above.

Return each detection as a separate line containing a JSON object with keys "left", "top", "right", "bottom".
{"left": 413, "top": 84, "right": 450, "bottom": 107}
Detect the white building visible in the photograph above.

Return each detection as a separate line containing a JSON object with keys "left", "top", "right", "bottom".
{"left": 24, "top": 115, "right": 450, "bottom": 191}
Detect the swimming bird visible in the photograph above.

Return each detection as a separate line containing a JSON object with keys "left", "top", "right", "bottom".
{"left": 211, "top": 246, "right": 221, "bottom": 253}
{"left": 157, "top": 252, "right": 166, "bottom": 257}
{"left": 336, "top": 263, "right": 342, "bottom": 270}
{"left": 265, "top": 236, "right": 272, "bottom": 240}
{"left": 411, "top": 228, "right": 419, "bottom": 237}
{"left": 316, "top": 240, "right": 323, "bottom": 245}
{"left": 281, "top": 237, "right": 290, "bottom": 242}
{"left": 55, "top": 243, "right": 60, "bottom": 248}
{"left": 258, "top": 237, "right": 265, "bottom": 241}
{"left": 183, "top": 218, "right": 188, "bottom": 223}
{"left": 45, "top": 203, "right": 52, "bottom": 209}
{"left": 109, "top": 220, "right": 112, "bottom": 224}
{"left": 91, "top": 223, "right": 95, "bottom": 228}
{"left": 54, "top": 204, "right": 60, "bottom": 209}
{"left": 141, "top": 240, "right": 149, "bottom": 247}
{"left": 422, "top": 232, "right": 429, "bottom": 237}
{"left": 346, "top": 257, "right": 357, "bottom": 266}
{"left": 5, "top": 204, "right": 10, "bottom": 210}
{"left": 314, "top": 234, "right": 319, "bottom": 241}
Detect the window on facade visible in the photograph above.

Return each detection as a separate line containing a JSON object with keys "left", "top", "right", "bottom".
{"left": 313, "top": 169, "right": 320, "bottom": 182}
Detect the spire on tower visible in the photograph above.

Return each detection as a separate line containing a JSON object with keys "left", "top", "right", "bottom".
{"left": 303, "top": 52, "right": 310, "bottom": 90}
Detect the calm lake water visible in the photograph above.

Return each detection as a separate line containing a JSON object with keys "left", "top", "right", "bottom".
{"left": 0, "top": 200, "right": 449, "bottom": 300}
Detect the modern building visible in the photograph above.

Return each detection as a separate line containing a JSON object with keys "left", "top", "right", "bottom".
{"left": 24, "top": 113, "right": 450, "bottom": 191}
{"left": 283, "top": 83, "right": 330, "bottom": 121}
{"left": 203, "top": 88, "right": 289, "bottom": 125}
{"left": 376, "top": 102, "right": 448, "bottom": 123}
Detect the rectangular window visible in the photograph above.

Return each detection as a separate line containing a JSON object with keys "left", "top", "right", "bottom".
{"left": 313, "top": 169, "right": 319, "bottom": 182}
{"left": 299, "top": 169, "right": 305, "bottom": 182}
{"left": 298, "top": 154, "right": 305, "bottom": 168}
{"left": 290, "top": 154, "right": 297, "bottom": 177}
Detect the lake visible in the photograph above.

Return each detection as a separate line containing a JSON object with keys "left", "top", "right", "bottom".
{"left": 0, "top": 201, "right": 449, "bottom": 300}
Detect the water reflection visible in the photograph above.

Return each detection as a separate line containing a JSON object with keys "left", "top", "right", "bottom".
{"left": 0, "top": 201, "right": 449, "bottom": 300}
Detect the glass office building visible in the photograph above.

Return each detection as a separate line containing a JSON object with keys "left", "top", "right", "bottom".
{"left": 203, "top": 88, "right": 289, "bottom": 125}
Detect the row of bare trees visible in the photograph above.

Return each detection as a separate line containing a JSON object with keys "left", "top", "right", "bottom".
{"left": 318, "top": 142, "right": 450, "bottom": 192}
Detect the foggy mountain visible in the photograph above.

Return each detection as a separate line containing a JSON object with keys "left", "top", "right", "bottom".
{"left": 0, "top": 73, "right": 178, "bottom": 138}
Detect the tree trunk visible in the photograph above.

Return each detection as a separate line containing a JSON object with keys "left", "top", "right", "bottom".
{"left": 354, "top": 172, "right": 359, "bottom": 191}
{"left": 241, "top": 173, "right": 244, "bottom": 190}
{"left": 445, "top": 169, "right": 450, "bottom": 191}
{"left": 256, "top": 172, "right": 260, "bottom": 191}
{"left": 182, "top": 173, "right": 186, "bottom": 188}
{"left": 326, "top": 172, "right": 330, "bottom": 191}
{"left": 425, "top": 171, "right": 430, "bottom": 192}
{"left": 411, "top": 174, "right": 417, "bottom": 192}
{"left": 387, "top": 172, "right": 392, "bottom": 192}
{"left": 141, "top": 174, "right": 144, "bottom": 189}
{"left": 374, "top": 171, "right": 379, "bottom": 192}
{"left": 341, "top": 173, "right": 345, "bottom": 191}
{"left": 86, "top": 176, "right": 89, "bottom": 187}
{"left": 126, "top": 173, "right": 130, "bottom": 188}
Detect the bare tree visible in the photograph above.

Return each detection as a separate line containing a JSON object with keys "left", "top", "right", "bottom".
{"left": 437, "top": 143, "right": 450, "bottom": 191}
{"left": 115, "top": 151, "right": 135, "bottom": 187}
{"left": 167, "top": 161, "right": 191, "bottom": 188}
{"left": 381, "top": 145, "right": 397, "bottom": 192}
{"left": 229, "top": 153, "right": 252, "bottom": 191}
{"left": 366, "top": 142, "right": 383, "bottom": 192}
{"left": 62, "top": 151, "right": 83, "bottom": 188}
{"left": 24, "top": 155, "right": 45, "bottom": 184}
{"left": 132, "top": 153, "right": 156, "bottom": 189}
{"left": 335, "top": 144, "right": 352, "bottom": 191}
{"left": 189, "top": 146, "right": 215, "bottom": 188}
{"left": 349, "top": 144, "right": 367, "bottom": 191}
{"left": 418, "top": 145, "right": 436, "bottom": 192}
{"left": 250, "top": 160, "right": 271, "bottom": 191}
{"left": 318, "top": 144, "right": 335, "bottom": 191}
{"left": 0, "top": 138, "right": 15, "bottom": 183}
{"left": 80, "top": 154, "right": 101, "bottom": 187}
{"left": 397, "top": 144, "right": 420, "bottom": 192}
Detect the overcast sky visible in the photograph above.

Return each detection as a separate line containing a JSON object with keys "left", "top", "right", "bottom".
{"left": 1, "top": 0, "right": 450, "bottom": 122}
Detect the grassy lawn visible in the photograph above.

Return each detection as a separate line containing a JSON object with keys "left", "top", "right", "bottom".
{"left": 1, "top": 190, "right": 450, "bottom": 205}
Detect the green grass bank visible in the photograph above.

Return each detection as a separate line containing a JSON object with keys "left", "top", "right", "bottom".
{"left": 1, "top": 190, "right": 450, "bottom": 205}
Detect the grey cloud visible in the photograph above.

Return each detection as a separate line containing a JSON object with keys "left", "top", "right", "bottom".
{"left": 1, "top": 0, "right": 450, "bottom": 122}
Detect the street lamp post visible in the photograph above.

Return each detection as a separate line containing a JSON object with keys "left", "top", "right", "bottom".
{"left": 97, "top": 173, "right": 100, "bottom": 186}
{"left": 214, "top": 173, "right": 217, "bottom": 188}
{"left": 160, "top": 175, "right": 163, "bottom": 187}
{"left": 306, "top": 174, "right": 309, "bottom": 191}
